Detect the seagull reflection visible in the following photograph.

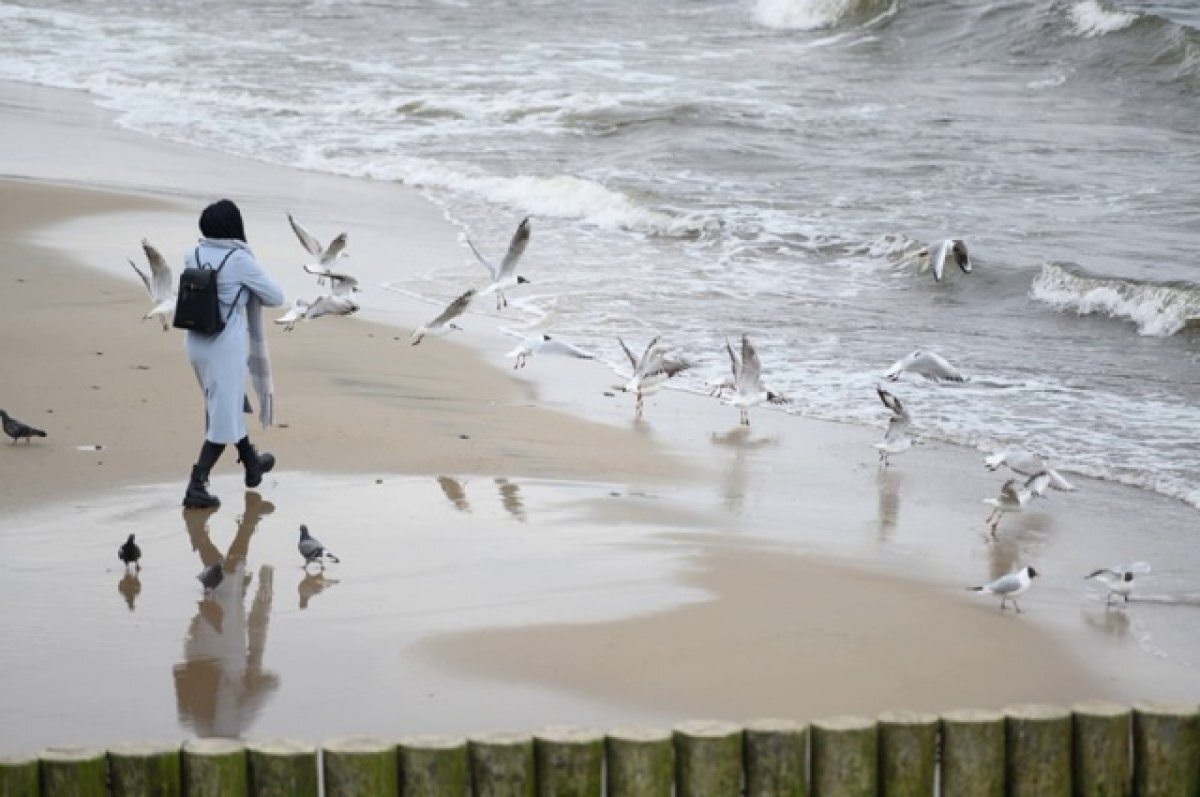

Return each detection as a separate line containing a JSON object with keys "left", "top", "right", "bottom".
{"left": 1082, "top": 605, "right": 1131, "bottom": 637}
{"left": 437, "top": 476, "right": 470, "bottom": 512}
{"left": 876, "top": 467, "right": 901, "bottom": 540}
{"left": 118, "top": 572, "right": 141, "bottom": 611}
{"left": 710, "top": 427, "right": 779, "bottom": 515}
{"left": 174, "top": 491, "right": 278, "bottom": 738}
{"left": 298, "top": 571, "right": 340, "bottom": 610}
{"left": 495, "top": 477, "right": 526, "bottom": 522}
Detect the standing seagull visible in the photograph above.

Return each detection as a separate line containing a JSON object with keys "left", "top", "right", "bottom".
{"left": 1086, "top": 562, "right": 1151, "bottom": 605}
{"left": 983, "top": 472, "right": 1051, "bottom": 536}
{"left": 873, "top": 385, "right": 913, "bottom": 467}
{"left": 287, "top": 212, "right": 348, "bottom": 284}
{"left": 0, "top": 410, "right": 46, "bottom": 444}
{"left": 505, "top": 333, "right": 595, "bottom": 369}
{"left": 885, "top": 349, "right": 967, "bottom": 383}
{"left": 411, "top": 289, "right": 476, "bottom": 345}
{"left": 920, "top": 239, "right": 972, "bottom": 282}
{"left": 723, "top": 335, "right": 787, "bottom": 426}
{"left": 118, "top": 534, "right": 142, "bottom": 572}
{"left": 466, "top": 217, "right": 531, "bottom": 309}
{"left": 298, "top": 524, "right": 340, "bottom": 569}
{"left": 128, "top": 238, "right": 176, "bottom": 330}
{"left": 985, "top": 449, "right": 1077, "bottom": 493}
{"left": 969, "top": 565, "right": 1039, "bottom": 613}
{"left": 618, "top": 336, "right": 691, "bottom": 420}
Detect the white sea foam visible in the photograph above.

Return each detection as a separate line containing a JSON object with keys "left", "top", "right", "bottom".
{"left": 1069, "top": 0, "right": 1139, "bottom": 38}
{"left": 1030, "top": 263, "right": 1200, "bottom": 337}
{"left": 752, "top": 0, "right": 886, "bottom": 30}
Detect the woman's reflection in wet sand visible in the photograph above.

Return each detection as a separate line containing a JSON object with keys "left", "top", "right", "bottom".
{"left": 173, "top": 492, "right": 278, "bottom": 738}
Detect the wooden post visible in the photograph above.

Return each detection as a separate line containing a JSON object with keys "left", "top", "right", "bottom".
{"left": 1071, "top": 701, "right": 1131, "bottom": 797}
{"left": 108, "top": 742, "right": 182, "bottom": 797}
{"left": 810, "top": 716, "right": 876, "bottom": 797}
{"left": 534, "top": 726, "right": 603, "bottom": 797}
{"left": 39, "top": 746, "right": 107, "bottom": 797}
{"left": 673, "top": 720, "right": 743, "bottom": 797}
{"left": 743, "top": 719, "right": 807, "bottom": 797}
{"left": 940, "top": 709, "right": 1004, "bottom": 797}
{"left": 877, "top": 711, "right": 937, "bottom": 797}
{"left": 323, "top": 736, "right": 398, "bottom": 797}
{"left": 0, "top": 754, "right": 39, "bottom": 797}
{"left": 468, "top": 730, "right": 535, "bottom": 797}
{"left": 399, "top": 734, "right": 469, "bottom": 797}
{"left": 1133, "top": 701, "right": 1200, "bottom": 797}
{"left": 1004, "top": 704, "right": 1071, "bottom": 797}
{"left": 182, "top": 738, "right": 247, "bottom": 797}
{"left": 245, "top": 738, "right": 318, "bottom": 797}
{"left": 605, "top": 727, "right": 673, "bottom": 797}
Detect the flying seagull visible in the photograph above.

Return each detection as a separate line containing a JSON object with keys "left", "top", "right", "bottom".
{"left": 1086, "top": 562, "right": 1151, "bottom": 605}
{"left": 722, "top": 335, "right": 788, "bottom": 426}
{"left": 128, "top": 238, "right": 176, "bottom": 330}
{"left": 985, "top": 449, "right": 1076, "bottom": 492}
{"left": 411, "top": 288, "right": 475, "bottom": 345}
{"left": 885, "top": 349, "right": 967, "bottom": 383}
{"left": 617, "top": 336, "right": 691, "bottom": 420}
{"left": 919, "top": 239, "right": 971, "bottom": 282}
{"left": 287, "top": 212, "right": 348, "bottom": 284}
{"left": 969, "top": 565, "right": 1038, "bottom": 613}
{"left": 505, "top": 333, "right": 595, "bottom": 369}
{"left": 298, "top": 524, "right": 340, "bottom": 569}
{"left": 466, "top": 216, "right": 531, "bottom": 310}
{"left": 118, "top": 534, "right": 141, "bottom": 572}
{"left": 983, "top": 471, "right": 1051, "bottom": 536}
{"left": 0, "top": 410, "right": 47, "bottom": 444}
{"left": 277, "top": 274, "right": 361, "bottom": 331}
{"left": 873, "top": 385, "right": 913, "bottom": 466}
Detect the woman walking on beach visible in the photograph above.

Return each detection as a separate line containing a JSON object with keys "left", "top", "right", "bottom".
{"left": 183, "top": 199, "right": 285, "bottom": 509}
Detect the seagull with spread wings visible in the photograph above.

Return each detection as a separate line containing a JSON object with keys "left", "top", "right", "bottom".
{"left": 411, "top": 288, "right": 476, "bottom": 346}
{"left": 985, "top": 449, "right": 1077, "bottom": 492}
{"left": 466, "top": 217, "right": 531, "bottom": 310}
{"left": 618, "top": 336, "right": 691, "bottom": 420}
{"left": 1086, "top": 562, "right": 1151, "bottom": 605}
{"left": 919, "top": 238, "right": 971, "bottom": 282}
{"left": 885, "top": 349, "right": 968, "bottom": 383}
{"left": 287, "top": 212, "right": 348, "bottom": 284}
{"left": 983, "top": 471, "right": 1051, "bottom": 536}
{"left": 723, "top": 335, "right": 788, "bottom": 426}
{"left": 873, "top": 384, "right": 913, "bottom": 466}
{"left": 128, "top": 238, "right": 176, "bottom": 330}
{"left": 275, "top": 273, "right": 360, "bottom": 331}
{"left": 505, "top": 333, "right": 595, "bottom": 369}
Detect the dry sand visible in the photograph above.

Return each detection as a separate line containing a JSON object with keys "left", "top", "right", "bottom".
{"left": 1, "top": 81, "right": 1196, "bottom": 749}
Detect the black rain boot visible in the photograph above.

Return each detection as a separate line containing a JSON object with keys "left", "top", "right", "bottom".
{"left": 237, "top": 438, "right": 275, "bottom": 489}
{"left": 183, "top": 465, "right": 221, "bottom": 509}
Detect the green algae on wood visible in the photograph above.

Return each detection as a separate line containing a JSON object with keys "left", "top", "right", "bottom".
{"left": 673, "top": 720, "right": 743, "bottom": 797}
{"left": 0, "top": 753, "right": 39, "bottom": 797}
{"left": 108, "top": 742, "right": 181, "bottom": 797}
{"left": 39, "top": 746, "right": 107, "bottom": 797}
{"left": 940, "top": 709, "right": 1004, "bottom": 797}
{"left": 1071, "top": 701, "right": 1131, "bottom": 797}
{"left": 245, "top": 738, "right": 318, "bottom": 797}
{"left": 743, "top": 718, "right": 807, "bottom": 797}
{"left": 399, "top": 734, "right": 469, "bottom": 797}
{"left": 605, "top": 727, "right": 674, "bottom": 797}
{"left": 1004, "top": 704, "right": 1072, "bottom": 797}
{"left": 468, "top": 730, "right": 535, "bottom": 797}
{"left": 810, "top": 716, "right": 876, "bottom": 797}
{"left": 534, "top": 726, "right": 603, "bottom": 797}
{"left": 877, "top": 710, "right": 937, "bottom": 797}
{"left": 182, "top": 738, "right": 246, "bottom": 797}
{"left": 1133, "top": 701, "right": 1200, "bottom": 797}
{"left": 323, "top": 736, "right": 398, "bottom": 797}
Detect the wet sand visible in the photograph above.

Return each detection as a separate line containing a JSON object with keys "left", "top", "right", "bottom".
{"left": 1, "top": 81, "right": 1197, "bottom": 749}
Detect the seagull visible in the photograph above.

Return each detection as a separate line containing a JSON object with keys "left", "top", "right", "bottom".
{"left": 466, "top": 217, "right": 531, "bottom": 309}
{"left": 873, "top": 385, "right": 913, "bottom": 466}
{"left": 298, "top": 524, "right": 340, "bottom": 569}
{"left": 984, "top": 449, "right": 1076, "bottom": 492}
{"left": 0, "top": 410, "right": 47, "bottom": 444}
{"left": 919, "top": 239, "right": 971, "bottom": 282}
{"left": 505, "top": 333, "right": 595, "bottom": 369}
{"left": 118, "top": 534, "right": 141, "bottom": 572}
{"left": 723, "top": 335, "right": 788, "bottom": 426}
{"left": 983, "top": 471, "right": 1051, "bottom": 536}
{"left": 128, "top": 238, "right": 176, "bottom": 330}
{"left": 1086, "top": 562, "right": 1151, "bottom": 605}
{"left": 275, "top": 276, "right": 360, "bottom": 331}
{"left": 275, "top": 298, "right": 311, "bottom": 331}
{"left": 885, "top": 349, "right": 967, "bottom": 383}
{"left": 197, "top": 560, "right": 224, "bottom": 594}
{"left": 287, "top": 212, "right": 348, "bottom": 283}
{"left": 617, "top": 336, "right": 691, "bottom": 420}
{"left": 969, "top": 565, "right": 1038, "bottom": 613}
{"left": 411, "top": 288, "right": 475, "bottom": 345}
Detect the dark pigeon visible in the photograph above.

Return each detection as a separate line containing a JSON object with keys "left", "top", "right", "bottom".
{"left": 298, "top": 524, "right": 340, "bottom": 567}
{"left": 197, "top": 560, "right": 224, "bottom": 593}
{"left": 118, "top": 534, "right": 141, "bottom": 571}
{"left": 0, "top": 410, "right": 47, "bottom": 444}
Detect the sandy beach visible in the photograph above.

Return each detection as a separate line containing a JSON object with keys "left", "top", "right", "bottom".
{"left": 1, "top": 81, "right": 1197, "bottom": 750}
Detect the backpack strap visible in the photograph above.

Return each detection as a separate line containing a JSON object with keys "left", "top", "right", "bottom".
{"left": 195, "top": 247, "right": 246, "bottom": 323}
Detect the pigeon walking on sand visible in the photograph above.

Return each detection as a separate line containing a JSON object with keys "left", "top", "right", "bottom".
{"left": 1087, "top": 562, "right": 1151, "bottom": 605}
{"left": 298, "top": 524, "right": 340, "bottom": 569}
{"left": 985, "top": 449, "right": 1077, "bottom": 492}
{"left": 287, "top": 212, "right": 349, "bottom": 284}
{"left": 885, "top": 349, "right": 967, "bottom": 383}
{"left": 722, "top": 335, "right": 788, "bottom": 426}
{"left": 466, "top": 217, "right": 531, "bottom": 310}
{"left": 873, "top": 385, "right": 913, "bottom": 467}
{"left": 970, "top": 565, "right": 1039, "bottom": 613}
{"left": 0, "top": 410, "right": 47, "bottom": 444}
{"left": 127, "top": 238, "right": 176, "bottom": 330}
{"left": 505, "top": 333, "right": 595, "bottom": 369}
{"left": 617, "top": 336, "right": 691, "bottom": 420}
{"left": 919, "top": 239, "right": 972, "bottom": 282}
{"left": 197, "top": 559, "right": 224, "bottom": 594}
{"left": 118, "top": 534, "right": 142, "bottom": 572}
{"left": 411, "top": 288, "right": 475, "bottom": 345}
{"left": 983, "top": 472, "right": 1051, "bottom": 536}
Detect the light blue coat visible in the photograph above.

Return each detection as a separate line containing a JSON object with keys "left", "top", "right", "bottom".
{"left": 183, "top": 239, "right": 285, "bottom": 444}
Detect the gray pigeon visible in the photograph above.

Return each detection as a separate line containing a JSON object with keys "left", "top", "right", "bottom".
{"left": 118, "top": 534, "right": 141, "bottom": 571}
{"left": 197, "top": 560, "right": 224, "bottom": 593}
{"left": 298, "top": 524, "right": 340, "bottom": 567}
{"left": 0, "top": 409, "right": 47, "bottom": 444}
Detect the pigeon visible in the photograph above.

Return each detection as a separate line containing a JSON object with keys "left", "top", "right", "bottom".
{"left": 197, "top": 560, "right": 224, "bottom": 593}
{"left": 127, "top": 238, "right": 176, "bottom": 330}
{"left": 118, "top": 534, "right": 141, "bottom": 572}
{"left": 411, "top": 288, "right": 475, "bottom": 345}
{"left": 970, "top": 565, "right": 1039, "bottom": 613}
{"left": 617, "top": 336, "right": 691, "bottom": 420}
{"left": 466, "top": 217, "right": 531, "bottom": 309}
{"left": 873, "top": 385, "right": 913, "bottom": 467}
{"left": 298, "top": 524, "right": 340, "bottom": 568}
{"left": 1086, "top": 562, "right": 1151, "bottom": 604}
{"left": 983, "top": 471, "right": 1051, "bottom": 536}
{"left": 722, "top": 335, "right": 788, "bottom": 426}
{"left": 287, "top": 212, "right": 348, "bottom": 283}
{"left": 0, "top": 410, "right": 47, "bottom": 444}
{"left": 504, "top": 333, "right": 595, "bottom": 369}
{"left": 885, "top": 349, "right": 967, "bottom": 382}
{"left": 985, "top": 449, "right": 1077, "bottom": 492}
{"left": 919, "top": 239, "right": 971, "bottom": 282}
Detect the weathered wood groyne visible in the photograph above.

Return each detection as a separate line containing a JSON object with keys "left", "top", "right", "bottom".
{"left": 1, "top": 701, "right": 1197, "bottom": 796}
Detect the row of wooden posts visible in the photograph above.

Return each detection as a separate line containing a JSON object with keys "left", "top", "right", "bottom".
{"left": 2, "top": 701, "right": 1198, "bottom": 796}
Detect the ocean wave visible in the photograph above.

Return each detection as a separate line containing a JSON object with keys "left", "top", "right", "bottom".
{"left": 1030, "top": 262, "right": 1200, "bottom": 337}
{"left": 752, "top": 0, "right": 896, "bottom": 31}
{"left": 1069, "top": 0, "right": 1139, "bottom": 38}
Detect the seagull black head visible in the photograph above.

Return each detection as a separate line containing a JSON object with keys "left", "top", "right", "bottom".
{"left": 517, "top": 276, "right": 531, "bottom": 285}
{"left": 952, "top": 240, "right": 971, "bottom": 273}
{"left": 1123, "top": 572, "right": 1134, "bottom": 582}
{"left": 1027, "top": 566, "right": 1040, "bottom": 578}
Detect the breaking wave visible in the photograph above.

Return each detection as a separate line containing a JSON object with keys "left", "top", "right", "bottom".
{"left": 1030, "top": 262, "right": 1200, "bottom": 337}
{"left": 752, "top": 0, "right": 896, "bottom": 31}
{"left": 1069, "top": 0, "right": 1139, "bottom": 38}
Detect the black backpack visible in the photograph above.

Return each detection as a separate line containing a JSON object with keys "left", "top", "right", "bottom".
{"left": 173, "top": 247, "right": 239, "bottom": 335}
